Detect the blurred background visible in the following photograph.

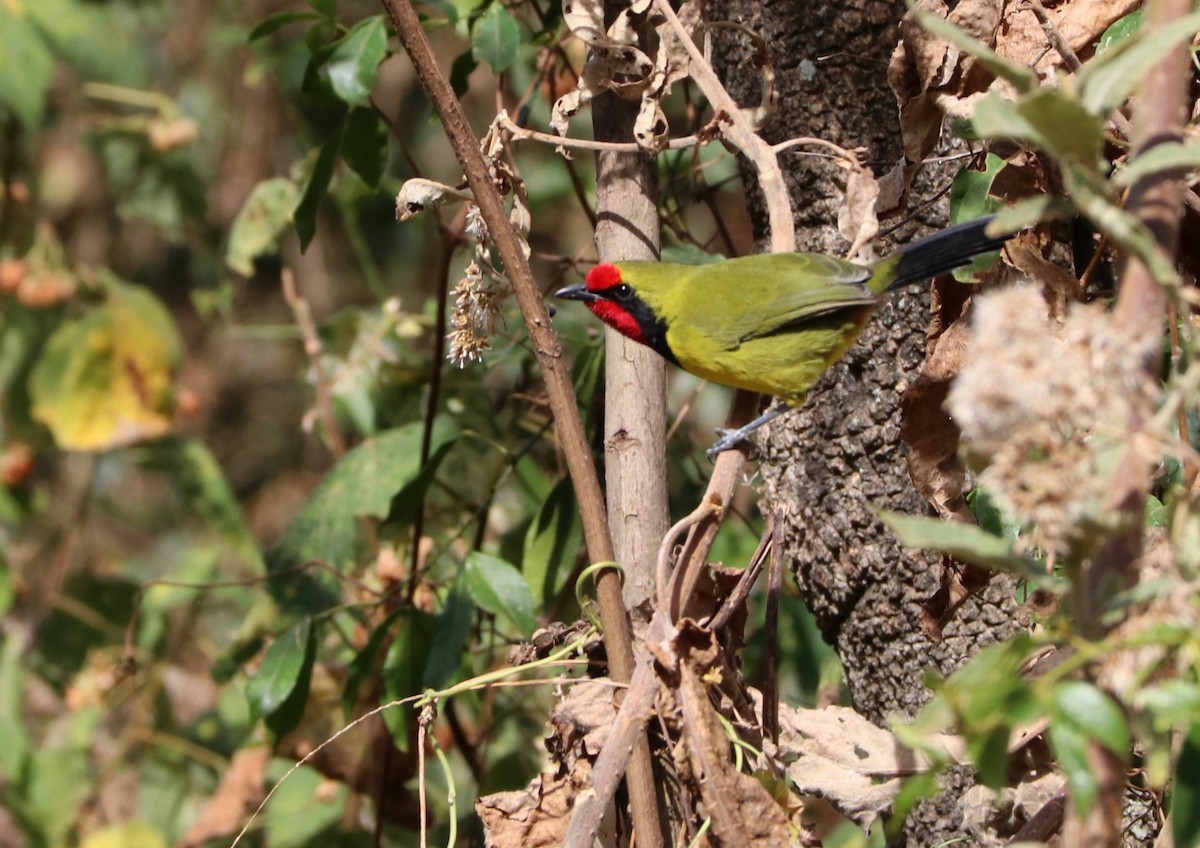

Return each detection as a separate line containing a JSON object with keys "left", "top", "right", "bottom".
{"left": 0, "top": 1, "right": 838, "bottom": 845}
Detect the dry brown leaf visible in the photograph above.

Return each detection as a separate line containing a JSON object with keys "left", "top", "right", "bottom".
{"left": 920, "top": 557, "right": 997, "bottom": 641}
{"left": 995, "top": 0, "right": 1141, "bottom": 74}
{"left": 1006, "top": 235, "right": 1080, "bottom": 317}
{"left": 876, "top": 160, "right": 909, "bottom": 219}
{"left": 547, "top": 678, "right": 619, "bottom": 768}
{"left": 676, "top": 627, "right": 792, "bottom": 847}
{"left": 777, "top": 704, "right": 933, "bottom": 828}
{"left": 839, "top": 165, "right": 881, "bottom": 262}
{"left": 477, "top": 773, "right": 577, "bottom": 848}
{"left": 901, "top": 316, "right": 973, "bottom": 523}
{"left": 179, "top": 746, "right": 269, "bottom": 848}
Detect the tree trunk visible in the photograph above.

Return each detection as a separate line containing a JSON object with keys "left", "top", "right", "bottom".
{"left": 707, "top": 0, "right": 1021, "bottom": 843}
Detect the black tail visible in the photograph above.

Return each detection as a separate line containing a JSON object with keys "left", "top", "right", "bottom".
{"left": 885, "top": 215, "right": 1012, "bottom": 290}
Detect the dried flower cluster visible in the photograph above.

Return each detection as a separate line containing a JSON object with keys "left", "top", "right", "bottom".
{"left": 447, "top": 262, "right": 507, "bottom": 368}
{"left": 948, "top": 286, "right": 1160, "bottom": 554}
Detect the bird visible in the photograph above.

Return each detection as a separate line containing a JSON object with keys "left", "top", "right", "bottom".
{"left": 555, "top": 215, "right": 1011, "bottom": 457}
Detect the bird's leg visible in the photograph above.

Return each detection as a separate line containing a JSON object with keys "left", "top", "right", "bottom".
{"left": 707, "top": 401, "right": 792, "bottom": 459}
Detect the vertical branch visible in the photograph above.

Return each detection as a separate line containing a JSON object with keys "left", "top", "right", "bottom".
{"left": 1069, "top": 0, "right": 1191, "bottom": 844}
{"left": 592, "top": 90, "right": 669, "bottom": 622}
{"left": 380, "top": 1, "right": 663, "bottom": 843}
{"left": 591, "top": 24, "right": 671, "bottom": 846}
{"left": 1088, "top": 0, "right": 1190, "bottom": 619}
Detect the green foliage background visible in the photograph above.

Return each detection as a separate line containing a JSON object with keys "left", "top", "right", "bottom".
{"left": 0, "top": 1, "right": 788, "bottom": 845}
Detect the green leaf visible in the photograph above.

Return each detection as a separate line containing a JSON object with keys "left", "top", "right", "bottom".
{"left": 950, "top": 153, "right": 1005, "bottom": 222}
{"left": 341, "top": 107, "right": 387, "bottom": 188}
{"left": 137, "top": 438, "right": 263, "bottom": 565}
{"left": 295, "top": 126, "right": 343, "bottom": 251}
{"left": 1097, "top": 10, "right": 1142, "bottom": 54}
{"left": 249, "top": 11, "right": 320, "bottom": 42}
{"left": 987, "top": 194, "right": 1074, "bottom": 234}
{"left": 308, "top": 0, "right": 337, "bottom": 16}
{"left": 266, "top": 421, "right": 457, "bottom": 614}
{"left": 423, "top": 581, "right": 474, "bottom": 688}
{"left": 972, "top": 88, "right": 1104, "bottom": 169}
{"left": 1142, "top": 681, "right": 1200, "bottom": 729}
{"left": 0, "top": 7, "right": 55, "bottom": 128}
{"left": 0, "top": 557, "right": 10, "bottom": 621}
{"left": 1172, "top": 723, "right": 1200, "bottom": 848}
{"left": 382, "top": 611, "right": 437, "bottom": 751}
{"left": 0, "top": 632, "right": 29, "bottom": 779}
{"left": 450, "top": 51, "right": 478, "bottom": 98}
{"left": 464, "top": 551, "right": 536, "bottom": 634}
{"left": 246, "top": 617, "right": 315, "bottom": 718}
{"left": 966, "top": 487, "right": 1021, "bottom": 541}
{"left": 949, "top": 152, "right": 1005, "bottom": 280}
{"left": 423, "top": 0, "right": 460, "bottom": 24}
{"left": 913, "top": 10, "right": 1038, "bottom": 94}
{"left": 29, "top": 274, "right": 182, "bottom": 451}
{"left": 1064, "top": 164, "right": 1178, "bottom": 284}
{"left": 1145, "top": 494, "right": 1167, "bottom": 528}
{"left": 342, "top": 608, "right": 402, "bottom": 716}
{"left": 1049, "top": 719, "right": 1097, "bottom": 816}
{"left": 226, "top": 177, "right": 298, "bottom": 275}
{"left": 523, "top": 478, "right": 582, "bottom": 609}
{"left": 471, "top": 2, "right": 521, "bottom": 73}
{"left": 1053, "top": 682, "right": 1130, "bottom": 756}
{"left": 1049, "top": 682, "right": 1129, "bottom": 819}
{"left": 327, "top": 15, "right": 388, "bottom": 106}
{"left": 1114, "top": 142, "right": 1200, "bottom": 188}
{"left": 881, "top": 511, "right": 1053, "bottom": 585}
{"left": 304, "top": 18, "right": 338, "bottom": 55}
{"left": 938, "top": 637, "right": 1041, "bottom": 729}
{"left": 23, "top": 735, "right": 93, "bottom": 846}
{"left": 1076, "top": 12, "right": 1200, "bottom": 117}
{"left": 262, "top": 763, "right": 346, "bottom": 848}
{"left": 970, "top": 725, "right": 1010, "bottom": 790}
{"left": 25, "top": 0, "right": 136, "bottom": 84}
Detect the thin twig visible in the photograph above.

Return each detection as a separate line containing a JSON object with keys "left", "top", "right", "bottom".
{"left": 282, "top": 268, "right": 346, "bottom": 458}
{"left": 656, "top": 500, "right": 723, "bottom": 618}
{"left": 763, "top": 510, "right": 784, "bottom": 743}
{"left": 409, "top": 205, "right": 467, "bottom": 592}
{"left": 496, "top": 110, "right": 702, "bottom": 153}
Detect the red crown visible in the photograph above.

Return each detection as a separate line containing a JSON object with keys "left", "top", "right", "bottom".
{"left": 585, "top": 262, "right": 622, "bottom": 291}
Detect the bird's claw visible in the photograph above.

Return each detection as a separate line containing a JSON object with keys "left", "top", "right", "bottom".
{"left": 706, "top": 428, "right": 759, "bottom": 461}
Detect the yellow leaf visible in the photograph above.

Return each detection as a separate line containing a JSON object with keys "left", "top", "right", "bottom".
{"left": 80, "top": 823, "right": 167, "bottom": 848}
{"left": 31, "top": 274, "right": 182, "bottom": 451}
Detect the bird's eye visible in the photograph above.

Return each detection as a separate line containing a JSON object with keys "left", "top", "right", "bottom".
{"left": 613, "top": 283, "right": 633, "bottom": 300}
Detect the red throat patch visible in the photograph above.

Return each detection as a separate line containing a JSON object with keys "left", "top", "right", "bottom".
{"left": 588, "top": 300, "right": 647, "bottom": 344}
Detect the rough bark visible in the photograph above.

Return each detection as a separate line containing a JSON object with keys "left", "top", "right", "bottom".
{"left": 707, "top": 0, "right": 1021, "bottom": 844}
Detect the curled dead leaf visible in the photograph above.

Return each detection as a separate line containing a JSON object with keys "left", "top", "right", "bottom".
{"left": 394, "top": 178, "right": 473, "bottom": 221}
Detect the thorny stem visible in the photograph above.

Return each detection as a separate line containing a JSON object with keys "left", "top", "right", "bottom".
{"left": 379, "top": 0, "right": 660, "bottom": 841}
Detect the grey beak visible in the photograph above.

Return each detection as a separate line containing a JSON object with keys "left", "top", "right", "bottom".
{"left": 554, "top": 283, "right": 600, "bottom": 302}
